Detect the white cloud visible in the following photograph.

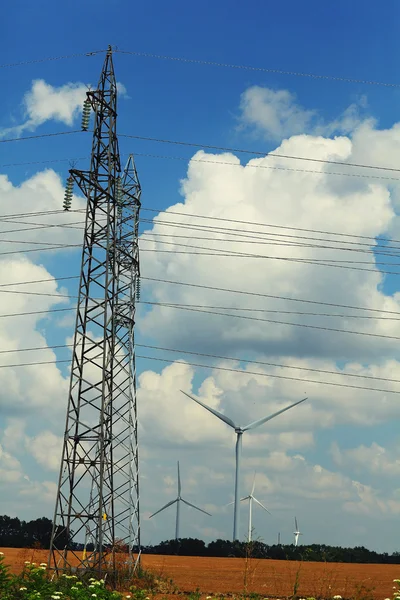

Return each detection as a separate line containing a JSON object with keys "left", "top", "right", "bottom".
{"left": 239, "top": 85, "right": 367, "bottom": 141}
{"left": 239, "top": 86, "right": 315, "bottom": 141}
{"left": 27, "top": 431, "right": 63, "bottom": 471}
{"left": 331, "top": 442, "right": 400, "bottom": 477}
{"left": 0, "top": 80, "right": 88, "bottom": 138}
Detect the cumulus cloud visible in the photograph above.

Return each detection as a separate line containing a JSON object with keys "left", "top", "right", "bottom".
{"left": 0, "top": 80, "right": 87, "bottom": 138}
{"left": 331, "top": 442, "right": 400, "bottom": 477}
{"left": 239, "top": 87, "right": 316, "bottom": 141}
{"left": 27, "top": 431, "right": 63, "bottom": 471}
{"left": 239, "top": 85, "right": 367, "bottom": 141}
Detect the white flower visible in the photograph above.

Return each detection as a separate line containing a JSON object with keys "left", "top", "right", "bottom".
{"left": 24, "top": 561, "right": 30, "bottom": 564}
{"left": 92, "top": 595, "right": 97, "bottom": 598}
{"left": 71, "top": 587, "right": 78, "bottom": 591}
{"left": 0, "top": 552, "right": 4, "bottom": 556}
{"left": 20, "top": 587, "right": 27, "bottom": 591}
{"left": 40, "top": 562, "right": 47, "bottom": 566}
{"left": 333, "top": 596, "right": 342, "bottom": 599}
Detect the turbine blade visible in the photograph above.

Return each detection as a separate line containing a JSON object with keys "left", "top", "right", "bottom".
{"left": 181, "top": 390, "right": 236, "bottom": 428}
{"left": 243, "top": 397, "right": 307, "bottom": 431}
{"left": 253, "top": 497, "right": 272, "bottom": 515}
{"left": 251, "top": 471, "right": 257, "bottom": 495}
{"left": 181, "top": 498, "right": 212, "bottom": 516}
{"left": 148, "top": 499, "right": 177, "bottom": 519}
{"left": 177, "top": 461, "right": 181, "bottom": 496}
{"left": 295, "top": 516, "right": 298, "bottom": 530}
{"left": 241, "top": 496, "right": 250, "bottom": 501}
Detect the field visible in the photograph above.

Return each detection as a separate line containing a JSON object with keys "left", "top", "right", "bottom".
{"left": 2, "top": 547, "right": 400, "bottom": 599}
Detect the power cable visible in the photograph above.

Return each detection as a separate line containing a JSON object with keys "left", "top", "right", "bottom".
{"left": 141, "top": 276, "right": 400, "bottom": 315}
{"left": 119, "top": 134, "right": 400, "bottom": 173}
{"left": 139, "top": 247, "right": 400, "bottom": 276}
{"left": 2, "top": 341, "right": 400, "bottom": 385}
{"left": 140, "top": 300, "right": 400, "bottom": 321}
{"left": 0, "top": 131, "right": 82, "bottom": 144}
{"left": 3, "top": 150, "right": 400, "bottom": 183}
{"left": 140, "top": 208, "right": 400, "bottom": 246}
{"left": 2, "top": 354, "right": 397, "bottom": 395}
{"left": 0, "top": 50, "right": 105, "bottom": 69}
{"left": 115, "top": 49, "right": 400, "bottom": 88}
{"left": 136, "top": 301, "right": 400, "bottom": 341}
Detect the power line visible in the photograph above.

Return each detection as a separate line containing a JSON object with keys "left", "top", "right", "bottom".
{"left": 140, "top": 208, "right": 400, "bottom": 246}
{"left": 119, "top": 134, "right": 400, "bottom": 173}
{"left": 137, "top": 343, "right": 400, "bottom": 384}
{"left": 3, "top": 150, "right": 400, "bottom": 183}
{"left": 0, "top": 50, "right": 105, "bottom": 69}
{"left": 0, "top": 131, "right": 82, "bottom": 144}
{"left": 142, "top": 300, "right": 400, "bottom": 321}
{"left": 115, "top": 49, "right": 400, "bottom": 88}
{"left": 141, "top": 276, "right": 400, "bottom": 315}
{"left": 3, "top": 340, "right": 400, "bottom": 385}
{"left": 0, "top": 353, "right": 394, "bottom": 395}
{"left": 2, "top": 343, "right": 400, "bottom": 394}
{"left": 140, "top": 247, "right": 400, "bottom": 276}
{"left": 137, "top": 301, "right": 400, "bottom": 341}
{"left": 137, "top": 355, "right": 400, "bottom": 395}
{"left": 0, "top": 292, "right": 399, "bottom": 322}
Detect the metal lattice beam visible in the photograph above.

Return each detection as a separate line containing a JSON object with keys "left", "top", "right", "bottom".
{"left": 49, "top": 47, "right": 141, "bottom": 581}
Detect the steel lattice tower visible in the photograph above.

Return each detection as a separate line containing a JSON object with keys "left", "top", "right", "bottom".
{"left": 49, "top": 47, "right": 141, "bottom": 579}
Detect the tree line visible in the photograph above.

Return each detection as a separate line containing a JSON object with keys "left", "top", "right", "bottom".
{"left": 1, "top": 516, "right": 399, "bottom": 564}
{"left": 143, "top": 538, "right": 400, "bottom": 564}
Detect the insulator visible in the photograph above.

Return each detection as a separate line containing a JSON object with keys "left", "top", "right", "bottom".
{"left": 136, "top": 277, "right": 141, "bottom": 301}
{"left": 81, "top": 98, "right": 91, "bottom": 131}
{"left": 63, "top": 175, "right": 74, "bottom": 211}
{"left": 115, "top": 177, "right": 123, "bottom": 205}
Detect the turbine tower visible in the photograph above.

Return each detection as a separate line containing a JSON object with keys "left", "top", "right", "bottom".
{"left": 293, "top": 516, "right": 302, "bottom": 546}
{"left": 181, "top": 390, "right": 307, "bottom": 541}
{"left": 149, "top": 461, "right": 211, "bottom": 540}
{"left": 49, "top": 47, "right": 141, "bottom": 580}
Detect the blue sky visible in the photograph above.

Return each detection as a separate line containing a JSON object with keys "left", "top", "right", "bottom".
{"left": 2, "top": 0, "right": 400, "bottom": 552}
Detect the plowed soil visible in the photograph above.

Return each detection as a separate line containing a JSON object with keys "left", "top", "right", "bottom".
{"left": 1, "top": 547, "right": 399, "bottom": 599}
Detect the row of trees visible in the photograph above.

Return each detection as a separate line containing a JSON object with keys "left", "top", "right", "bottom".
{"left": 0, "top": 516, "right": 69, "bottom": 549}
{"left": 1, "top": 516, "right": 400, "bottom": 564}
{"left": 143, "top": 538, "right": 400, "bottom": 564}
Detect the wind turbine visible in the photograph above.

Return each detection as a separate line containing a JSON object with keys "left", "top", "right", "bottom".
{"left": 181, "top": 390, "right": 307, "bottom": 541}
{"left": 230, "top": 472, "right": 271, "bottom": 542}
{"left": 148, "top": 461, "right": 211, "bottom": 540}
{"left": 293, "top": 516, "right": 302, "bottom": 546}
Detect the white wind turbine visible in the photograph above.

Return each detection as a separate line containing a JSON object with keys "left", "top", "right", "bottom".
{"left": 293, "top": 516, "right": 302, "bottom": 546}
{"left": 149, "top": 461, "right": 211, "bottom": 540}
{"left": 181, "top": 390, "right": 307, "bottom": 541}
{"left": 228, "top": 472, "right": 271, "bottom": 542}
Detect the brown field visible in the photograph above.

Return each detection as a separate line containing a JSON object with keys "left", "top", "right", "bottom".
{"left": 1, "top": 547, "right": 400, "bottom": 599}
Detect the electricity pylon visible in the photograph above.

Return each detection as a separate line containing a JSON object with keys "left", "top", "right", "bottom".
{"left": 49, "top": 46, "right": 141, "bottom": 580}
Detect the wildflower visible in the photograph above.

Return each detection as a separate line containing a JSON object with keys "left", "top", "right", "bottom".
{"left": 89, "top": 584, "right": 96, "bottom": 589}
{"left": 0, "top": 552, "right": 4, "bottom": 556}
{"left": 40, "top": 562, "right": 47, "bottom": 566}
{"left": 20, "top": 587, "right": 27, "bottom": 591}
{"left": 89, "top": 577, "right": 96, "bottom": 582}
{"left": 333, "top": 596, "right": 342, "bottom": 599}
{"left": 24, "top": 561, "right": 30, "bottom": 564}
{"left": 126, "top": 596, "right": 131, "bottom": 599}
{"left": 92, "top": 595, "right": 97, "bottom": 598}
{"left": 51, "top": 596, "right": 60, "bottom": 600}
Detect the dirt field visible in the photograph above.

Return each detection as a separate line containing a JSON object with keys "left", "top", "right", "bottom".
{"left": 1, "top": 547, "right": 400, "bottom": 599}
